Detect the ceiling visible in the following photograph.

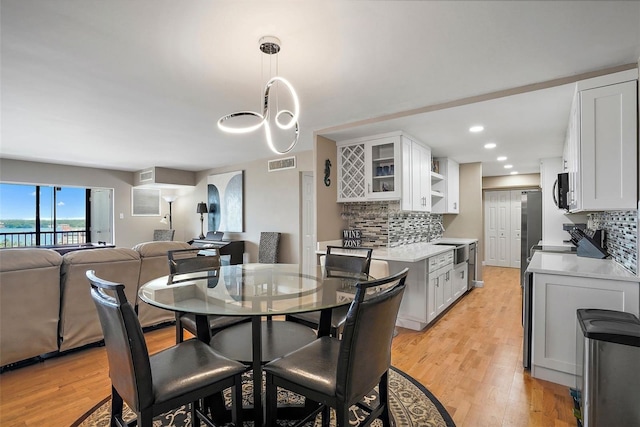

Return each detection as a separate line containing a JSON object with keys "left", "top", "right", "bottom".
{"left": 1, "top": 1, "right": 639, "bottom": 176}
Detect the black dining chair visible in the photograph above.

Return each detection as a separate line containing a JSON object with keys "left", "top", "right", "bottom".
{"left": 285, "top": 246, "right": 373, "bottom": 337}
{"left": 167, "top": 248, "right": 250, "bottom": 343}
{"left": 264, "top": 267, "right": 408, "bottom": 427}
{"left": 87, "top": 270, "right": 246, "bottom": 427}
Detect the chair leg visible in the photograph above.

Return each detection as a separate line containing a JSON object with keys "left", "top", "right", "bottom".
{"left": 175, "top": 312, "right": 184, "bottom": 343}
{"left": 138, "top": 408, "right": 153, "bottom": 427}
{"left": 231, "top": 374, "right": 243, "bottom": 427}
{"left": 110, "top": 386, "right": 124, "bottom": 427}
{"left": 265, "top": 373, "right": 278, "bottom": 425}
{"left": 379, "top": 372, "right": 391, "bottom": 427}
{"left": 191, "top": 399, "right": 199, "bottom": 427}
{"left": 335, "top": 402, "right": 350, "bottom": 427}
{"left": 322, "top": 405, "right": 331, "bottom": 427}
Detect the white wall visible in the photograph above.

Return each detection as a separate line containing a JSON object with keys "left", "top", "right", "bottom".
{"left": 180, "top": 151, "right": 314, "bottom": 263}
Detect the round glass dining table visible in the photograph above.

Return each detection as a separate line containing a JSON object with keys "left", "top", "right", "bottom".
{"left": 138, "top": 263, "right": 372, "bottom": 426}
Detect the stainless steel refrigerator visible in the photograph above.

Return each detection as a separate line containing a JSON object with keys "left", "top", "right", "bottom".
{"left": 520, "top": 190, "right": 542, "bottom": 284}
{"left": 520, "top": 190, "right": 542, "bottom": 369}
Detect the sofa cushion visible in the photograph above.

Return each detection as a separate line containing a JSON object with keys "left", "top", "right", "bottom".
{"left": 0, "top": 248, "right": 62, "bottom": 366}
{"left": 59, "top": 247, "right": 141, "bottom": 352}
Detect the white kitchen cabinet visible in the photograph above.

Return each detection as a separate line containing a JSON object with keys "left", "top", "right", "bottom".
{"left": 565, "top": 70, "right": 638, "bottom": 212}
{"left": 406, "top": 141, "right": 432, "bottom": 212}
{"left": 427, "top": 250, "right": 454, "bottom": 323}
{"left": 431, "top": 158, "right": 459, "bottom": 214}
{"left": 531, "top": 272, "right": 640, "bottom": 387}
{"left": 452, "top": 262, "right": 468, "bottom": 299}
{"left": 394, "top": 249, "right": 460, "bottom": 330}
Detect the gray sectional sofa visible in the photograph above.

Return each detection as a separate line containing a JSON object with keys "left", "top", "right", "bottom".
{"left": 0, "top": 240, "right": 192, "bottom": 368}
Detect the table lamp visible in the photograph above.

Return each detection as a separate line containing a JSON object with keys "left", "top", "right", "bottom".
{"left": 196, "top": 202, "right": 208, "bottom": 239}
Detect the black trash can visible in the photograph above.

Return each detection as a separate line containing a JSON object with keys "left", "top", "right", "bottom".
{"left": 575, "top": 308, "right": 640, "bottom": 427}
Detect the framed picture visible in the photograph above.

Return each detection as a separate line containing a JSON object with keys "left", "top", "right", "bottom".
{"left": 207, "top": 170, "right": 244, "bottom": 232}
{"left": 131, "top": 188, "right": 161, "bottom": 216}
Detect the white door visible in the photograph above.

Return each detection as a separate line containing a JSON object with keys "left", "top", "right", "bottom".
{"left": 301, "top": 172, "right": 315, "bottom": 277}
{"left": 496, "top": 191, "right": 511, "bottom": 267}
{"left": 484, "top": 191, "right": 499, "bottom": 266}
{"left": 510, "top": 190, "right": 522, "bottom": 268}
{"left": 485, "top": 189, "right": 533, "bottom": 269}
{"left": 90, "top": 188, "right": 113, "bottom": 244}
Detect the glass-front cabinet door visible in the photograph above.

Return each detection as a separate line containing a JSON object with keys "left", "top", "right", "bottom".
{"left": 366, "top": 137, "right": 400, "bottom": 200}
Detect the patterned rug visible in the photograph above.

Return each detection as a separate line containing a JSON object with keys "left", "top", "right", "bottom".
{"left": 73, "top": 367, "right": 455, "bottom": 426}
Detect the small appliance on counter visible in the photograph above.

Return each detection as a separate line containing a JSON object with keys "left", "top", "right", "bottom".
{"left": 568, "top": 227, "right": 608, "bottom": 259}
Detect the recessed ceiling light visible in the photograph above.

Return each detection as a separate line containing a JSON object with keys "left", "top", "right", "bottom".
{"left": 510, "top": 171, "right": 519, "bottom": 175}
{"left": 497, "top": 156, "right": 507, "bottom": 161}
{"left": 484, "top": 143, "right": 496, "bottom": 149}
{"left": 469, "top": 125, "right": 484, "bottom": 133}
{"left": 504, "top": 164, "right": 513, "bottom": 169}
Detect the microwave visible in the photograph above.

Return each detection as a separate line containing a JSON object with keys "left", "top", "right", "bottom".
{"left": 554, "top": 172, "right": 569, "bottom": 210}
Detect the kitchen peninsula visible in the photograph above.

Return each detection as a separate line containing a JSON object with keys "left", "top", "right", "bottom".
{"left": 318, "top": 238, "right": 478, "bottom": 331}
{"left": 525, "top": 251, "right": 640, "bottom": 387}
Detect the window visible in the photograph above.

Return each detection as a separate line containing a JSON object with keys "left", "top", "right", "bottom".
{"left": 0, "top": 183, "right": 89, "bottom": 247}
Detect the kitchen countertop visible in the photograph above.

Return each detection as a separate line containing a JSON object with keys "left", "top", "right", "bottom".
{"left": 316, "top": 238, "right": 478, "bottom": 263}
{"left": 526, "top": 251, "right": 639, "bottom": 282}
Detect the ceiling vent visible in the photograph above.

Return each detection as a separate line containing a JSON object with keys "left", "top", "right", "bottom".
{"left": 139, "top": 169, "right": 154, "bottom": 182}
{"left": 268, "top": 156, "right": 296, "bottom": 172}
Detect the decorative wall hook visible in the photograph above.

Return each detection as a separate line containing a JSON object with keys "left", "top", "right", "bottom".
{"left": 324, "top": 159, "right": 332, "bottom": 186}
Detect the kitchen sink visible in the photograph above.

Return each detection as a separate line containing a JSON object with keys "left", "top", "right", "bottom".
{"left": 431, "top": 242, "right": 469, "bottom": 264}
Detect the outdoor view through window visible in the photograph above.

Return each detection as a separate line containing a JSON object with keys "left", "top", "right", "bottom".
{"left": 0, "top": 183, "right": 87, "bottom": 248}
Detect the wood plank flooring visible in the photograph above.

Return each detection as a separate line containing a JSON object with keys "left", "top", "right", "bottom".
{"left": 0, "top": 266, "right": 575, "bottom": 426}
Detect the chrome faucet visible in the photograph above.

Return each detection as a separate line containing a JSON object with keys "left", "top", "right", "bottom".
{"left": 435, "top": 221, "right": 445, "bottom": 233}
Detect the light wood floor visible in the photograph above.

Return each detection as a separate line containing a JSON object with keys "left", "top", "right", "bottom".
{"left": 0, "top": 266, "right": 575, "bottom": 427}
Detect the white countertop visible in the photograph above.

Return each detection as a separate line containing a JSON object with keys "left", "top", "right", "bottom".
{"left": 316, "top": 238, "right": 478, "bottom": 263}
{"left": 369, "top": 242, "right": 455, "bottom": 263}
{"left": 526, "top": 251, "right": 639, "bottom": 282}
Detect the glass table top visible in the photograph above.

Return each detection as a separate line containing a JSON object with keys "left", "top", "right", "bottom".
{"left": 139, "top": 263, "right": 373, "bottom": 317}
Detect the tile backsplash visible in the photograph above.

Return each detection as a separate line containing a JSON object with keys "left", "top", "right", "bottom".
{"left": 341, "top": 201, "right": 443, "bottom": 248}
{"left": 588, "top": 210, "right": 637, "bottom": 274}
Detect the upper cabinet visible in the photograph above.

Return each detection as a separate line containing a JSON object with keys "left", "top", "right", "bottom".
{"left": 337, "top": 133, "right": 406, "bottom": 202}
{"left": 407, "top": 140, "right": 432, "bottom": 212}
{"left": 431, "top": 157, "right": 460, "bottom": 214}
{"left": 564, "top": 70, "right": 638, "bottom": 212}
{"left": 336, "top": 132, "right": 432, "bottom": 211}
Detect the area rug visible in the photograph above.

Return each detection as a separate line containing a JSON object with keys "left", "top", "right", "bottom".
{"left": 73, "top": 367, "right": 455, "bottom": 426}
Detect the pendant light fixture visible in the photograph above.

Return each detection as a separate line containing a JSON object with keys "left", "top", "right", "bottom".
{"left": 218, "top": 36, "right": 300, "bottom": 155}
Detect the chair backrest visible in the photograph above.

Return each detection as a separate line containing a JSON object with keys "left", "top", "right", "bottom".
{"left": 133, "top": 241, "right": 193, "bottom": 327}
{"left": 167, "top": 248, "right": 220, "bottom": 274}
{"left": 336, "top": 268, "right": 408, "bottom": 403}
{"left": 258, "top": 232, "right": 281, "bottom": 263}
{"left": 153, "top": 229, "right": 175, "bottom": 241}
{"left": 87, "top": 270, "right": 153, "bottom": 412}
{"left": 324, "top": 246, "right": 373, "bottom": 275}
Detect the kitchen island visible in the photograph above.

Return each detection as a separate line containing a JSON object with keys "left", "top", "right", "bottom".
{"left": 526, "top": 251, "right": 640, "bottom": 386}
{"left": 317, "top": 239, "right": 478, "bottom": 330}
